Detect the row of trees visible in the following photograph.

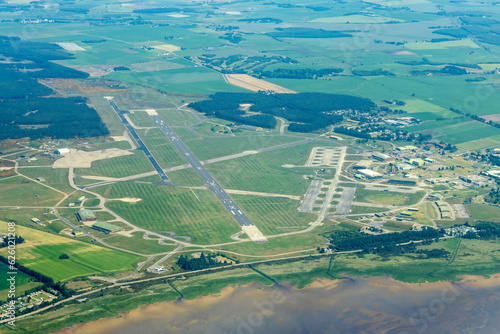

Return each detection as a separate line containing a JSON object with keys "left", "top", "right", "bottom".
{"left": 255, "top": 67, "right": 343, "bottom": 80}
{"left": 0, "top": 255, "right": 73, "bottom": 299}
{"left": 328, "top": 229, "right": 442, "bottom": 252}
{"left": 176, "top": 253, "right": 229, "bottom": 271}
{"left": 0, "top": 235, "right": 24, "bottom": 248}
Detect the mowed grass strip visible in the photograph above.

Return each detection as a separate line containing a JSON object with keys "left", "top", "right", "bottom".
{"left": 75, "top": 151, "right": 154, "bottom": 178}
{"left": 93, "top": 183, "right": 240, "bottom": 244}
{"left": 230, "top": 195, "right": 317, "bottom": 235}
{"left": 137, "top": 128, "right": 186, "bottom": 168}
{"left": 0, "top": 222, "right": 143, "bottom": 282}
{"left": 0, "top": 176, "right": 64, "bottom": 207}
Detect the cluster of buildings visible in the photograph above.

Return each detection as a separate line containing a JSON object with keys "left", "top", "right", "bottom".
{"left": 75, "top": 209, "right": 123, "bottom": 234}
{"left": 444, "top": 226, "right": 477, "bottom": 237}
{"left": 384, "top": 117, "right": 419, "bottom": 127}
{"left": 435, "top": 201, "right": 452, "bottom": 219}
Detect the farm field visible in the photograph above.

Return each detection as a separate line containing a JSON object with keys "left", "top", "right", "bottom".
{"left": 0, "top": 221, "right": 143, "bottom": 281}
{"left": 224, "top": 74, "right": 297, "bottom": 93}
{"left": 92, "top": 182, "right": 240, "bottom": 245}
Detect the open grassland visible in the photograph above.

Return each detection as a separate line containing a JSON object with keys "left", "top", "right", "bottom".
{"left": 75, "top": 151, "right": 154, "bottom": 178}
{"left": 0, "top": 176, "right": 64, "bottom": 207}
{"left": 230, "top": 195, "right": 317, "bottom": 235}
{"left": 181, "top": 134, "right": 302, "bottom": 161}
{"left": 465, "top": 204, "right": 500, "bottom": 222}
{"left": 18, "top": 168, "right": 73, "bottom": 194}
{"left": 137, "top": 128, "right": 186, "bottom": 168}
{"left": 127, "top": 111, "right": 157, "bottom": 127}
{"left": 93, "top": 183, "right": 240, "bottom": 244}
{"left": 205, "top": 141, "right": 324, "bottom": 196}
{"left": 349, "top": 206, "right": 389, "bottom": 215}
{"left": 0, "top": 221, "right": 142, "bottom": 282}
{"left": 156, "top": 108, "right": 201, "bottom": 127}
{"left": 354, "top": 189, "right": 425, "bottom": 206}
{"left": 102, "top": 232, "right": 178, "bottom": 254}
{"left": 167, "top": 168, "right": 205, "bottom": 187}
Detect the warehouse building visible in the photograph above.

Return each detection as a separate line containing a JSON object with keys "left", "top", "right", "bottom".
{"left": 54, "top": 148, "right": 70, "bottom": 155}
{"left": 372, "top": 153, "right": 394, "bottom": 162}
{"left": 76, "top": 209, "right": 97, "bottom": 222}
{"left": 353, "top": 160, "right": 373, "bottom": 169}
{"left": 91, "top": 221, "right": 122, "bottom": 234}
{"left": 388, "top": 177, "right": 418, "bottom": 186}
{"left": 357, "top": 169, "right": 383, "bottom": 179}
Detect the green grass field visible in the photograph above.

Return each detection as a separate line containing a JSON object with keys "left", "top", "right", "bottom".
{"left": 206, "top": 141, "right": 327, "bottom": 196}
{"left": 93, "top": 182, "right": 240, "bottom": 244}
{"left": 354, "top": 189, "right": 425, "bottom": 206}
{"left": 167, "top": 168, "right": 205, "bottom": 187}
{"left": 230, "top": 195, "right": 317, "bottom": 235}
{"left": 137, "top": 128, "right": 186, "bottom": 168}
{"left": 465, "top": 203, "right": 500, "bottom": 222}
{"left": 0, "top": 176, "right": 64, "bottom": 207}
{"left": 102, "top": 232, "right": 178, "bottom": 254}
{"left": 18, "top": 168, "right": 74, "bottom": 194}
{"left": 0, "top": 222, "right": 143, "bottom": 282}
{"left": 75, "top": 151, "right": 154, "bottom": 178}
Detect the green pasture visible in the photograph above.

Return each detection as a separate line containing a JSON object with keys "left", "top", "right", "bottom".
{"left": 0, "top": 222, "right": 142, "bottom": 282}
{"left": 167, "top": 168, "right": 205, "bottom": 187}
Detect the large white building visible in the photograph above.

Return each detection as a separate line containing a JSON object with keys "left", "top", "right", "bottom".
{"left": 54, "top": 148, "right": 70, "bottom": 155}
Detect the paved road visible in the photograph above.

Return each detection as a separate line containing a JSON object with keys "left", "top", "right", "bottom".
{"left": 149, "top": 114, "right": 258, "bottom": 229}
{"left": 108, "top": 100, "right": 172, "bottom": 185}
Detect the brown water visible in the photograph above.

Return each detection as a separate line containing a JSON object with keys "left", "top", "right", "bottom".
{"left": 56, "top": 275, "right": 500, "bottom": 334}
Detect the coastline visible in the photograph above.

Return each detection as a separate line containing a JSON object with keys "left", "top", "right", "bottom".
{"left": 55, "top": 273, "right": 500, "bottom": 334}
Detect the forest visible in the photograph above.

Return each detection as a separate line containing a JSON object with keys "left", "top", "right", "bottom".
{"left": 255, "top": 67, "right": 343, "bottom": 79}
{"left": 189, "top": 92, "right": 375, "bottom": 132}
{"left": 0, "top": 37, "right": 108, "bottom": 140}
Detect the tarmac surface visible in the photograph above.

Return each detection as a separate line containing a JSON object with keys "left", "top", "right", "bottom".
{"left": 149, "top": 113, "right": 262, "bottom": 232}
{"left": 109, "top": 100, "right": 172, "bottom": 185}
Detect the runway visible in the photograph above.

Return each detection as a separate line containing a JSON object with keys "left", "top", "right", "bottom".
{"left": 108, "top": 100, "right": 172, "bottom": 185}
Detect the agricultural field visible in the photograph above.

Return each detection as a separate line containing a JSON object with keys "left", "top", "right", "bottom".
{"left": 0, "top": 222, "right": 143, "bottom": 282}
